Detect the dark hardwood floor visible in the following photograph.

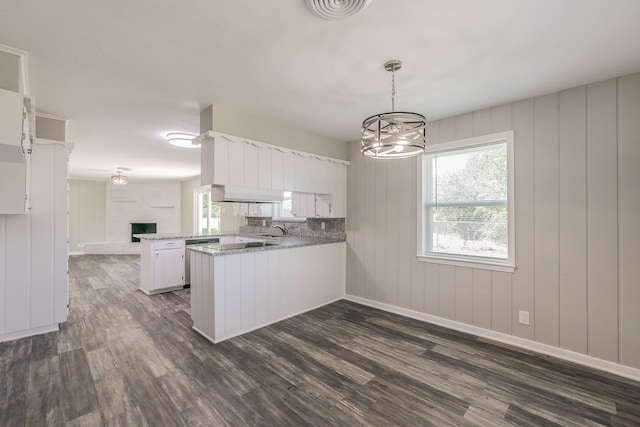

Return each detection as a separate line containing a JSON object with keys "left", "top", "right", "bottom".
{"left": 1, "top": 254, "right": 639, "bottom": 426}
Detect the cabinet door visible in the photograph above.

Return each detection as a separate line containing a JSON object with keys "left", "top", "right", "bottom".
{"left": 153, "top": 248, "right": 185, "bottom": 290}
{"left": 315, "top": 195, "right": 332, "bottom": 217}
{"left": 294, "top": 155, "right": 310, "bottom": 193}
{"left": 271, "top": 149, "right": 284, "bottom": 190}
{"left": 227, "top": 139, "right": 245, "bottom": 186}
{"left": 257, "top": 146, "right": 271, "bottom": 189}
{"left": 232, "top": 202, "right": 249, "bottom": 216}
{"left": 244, "top": 143, "right": 259, "bottom": 188}
{"left": 291, "top": 192, "right": 316, "bottom": 218}
{"left": 330, "top": 162, "right": 347, "bottom": 217}
{"left": 0, "top": 88, "right": 23, "bottom": 147}
{"left": 248, "top": 203, "right": 272, "bottom": 217}
{"left": 283, "top": 151, "right": 296, "bottom": 191}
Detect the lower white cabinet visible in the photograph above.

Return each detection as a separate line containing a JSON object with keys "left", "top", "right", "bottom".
{"left": 140, "top": 239, "right": 185, "bottom": 295}
{"left": 190, "top": 242, "right": 346, "bottom": 343}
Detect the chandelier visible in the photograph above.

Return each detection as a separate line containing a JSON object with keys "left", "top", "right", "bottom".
{"left": 111, "top": 172, "right": 128, "bottom": 185}
{"left": 111, "top": 167, "right": 130, "bottom": 185}
{"left": 361, "top": 60, "right": 426, "bottom": 159}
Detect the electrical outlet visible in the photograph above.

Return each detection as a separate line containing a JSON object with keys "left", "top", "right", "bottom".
{"left": 518, "top": 310, "right": 530, "bottom": 326}
{"left": 262, "top": 219, "right": 266, "bottom": 226}
{"left": 321, "top": 221, "right": 325, "bottom": 230}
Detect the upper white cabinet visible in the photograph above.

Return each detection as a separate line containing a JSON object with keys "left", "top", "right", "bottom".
{"left": 0, "top": 46, "right": 30, "bottom": 215}
{"left": 198, "top": 131, "right": 349, "bottom": 216}
{"left": 257, "top": 146, "right": 271, "bottom": 189}
{"left": 271, "top": 149, "right": 284, "bottom": 190}
{"left": 291, "top": 192, "right": 316, "bottom": 218}
{"left": 248, "top": 203, "right": 273, "bottom": 217}
{"left": 0, "top": 88, "right": 23, "bottom": 147}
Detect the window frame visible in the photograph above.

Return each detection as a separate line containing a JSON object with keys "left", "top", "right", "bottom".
{"left": 417, "top": 131, "right": 516, "bottom": 273}
{"left": 194, "top": 186, "right": 221, "bottom": 234}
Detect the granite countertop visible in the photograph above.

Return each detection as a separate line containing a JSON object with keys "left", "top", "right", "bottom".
{"left": 133, "top": 231, "right": 237, "bottom": 241}
{"left": 186, "top": 235, "right": 345, "bottom": 256}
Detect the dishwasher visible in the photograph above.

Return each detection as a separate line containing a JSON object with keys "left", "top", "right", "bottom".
{"left": 185, "top": 238, "right": 219, "bottom": 286}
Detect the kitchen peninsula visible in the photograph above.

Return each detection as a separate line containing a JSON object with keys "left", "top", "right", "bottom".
{"left": 135, "top": 231, "right": 346, "bottom": 344}
{"left": 188, "top": 235, "right": 345, "bottom": 344}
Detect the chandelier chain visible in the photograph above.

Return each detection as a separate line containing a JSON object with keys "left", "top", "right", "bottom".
{"left": 391, "top": 69, "right": 396, "bottom": 112}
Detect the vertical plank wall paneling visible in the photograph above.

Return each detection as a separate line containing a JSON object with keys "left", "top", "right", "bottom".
{"left": 618, "top": 73, "right": 640, "bottom": 368}
{"left": 385, "top": 159, "right": 399, "bottom": 306}
{"left": 558, "top": 86, "right": 588, "bottom": 354}
{"left": 586, "top": 79, "right": 619, "bottom": 363}
{"left": 396, "top": 156, "right": 412, "bottom": 308}
{"left": 510, "top": 99, "right": 535, "bottom": 340}
{"left": 490, "top": 103, "right": 515, "bottom": 335}
{"left": 533, "top": 94, "right": 560, "bottom": 347}
{"left": 374, "top": 161, "right": 387, "bottom": 302}
{"left": 345, "top": 72, "right": 640, "bottom": 370}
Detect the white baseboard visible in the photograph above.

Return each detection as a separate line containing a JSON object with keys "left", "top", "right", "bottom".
{"left": 0, "top": 324, "right": 59, "bottom": 343}
{"left": 68, "top": 251, "right": 84, "bottom": 256}
{"left": 345, "top": 294, "right": 640, "bottom": 383}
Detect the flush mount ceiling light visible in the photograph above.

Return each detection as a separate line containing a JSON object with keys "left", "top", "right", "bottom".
{"left": 361, "top": 60, "right": 426, "bottom": 159}
{"left": 111, "top": 167, "right": 130, "bottom": 185}
{"left": 304, "top": 0, "right": 371, "bottom": 20}
{"left": 167, "top": 132, "right": 199, "bottom": 148}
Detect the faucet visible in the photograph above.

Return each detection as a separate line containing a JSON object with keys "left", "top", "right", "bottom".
{"left": 274, "top": 224, "right": 287, "bottom": 235}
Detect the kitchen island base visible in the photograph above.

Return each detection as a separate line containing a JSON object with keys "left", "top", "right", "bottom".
{"left": 190, "top": 242, "right": 346, "bottom": 343}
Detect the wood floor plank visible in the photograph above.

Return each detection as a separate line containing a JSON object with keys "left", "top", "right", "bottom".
{"left": 59, "top": 349, "right": 100, "bottom": 421}
{"left": 2, "top": 254, "right": 639, "bottom": 427}
{"left": 24, "top": 355, "right": 64, "bottom": 426}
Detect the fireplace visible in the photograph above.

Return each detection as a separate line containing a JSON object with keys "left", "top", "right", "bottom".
{"left": 131, "top": 223, "right": 157, "bottom": 242}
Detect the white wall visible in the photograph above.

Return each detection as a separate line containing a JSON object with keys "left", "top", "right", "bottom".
{"left": 69, "top": 179, "right": 106, "bottom": 252}
{"left": 346, "top": 72, "right": 640, "bottom": 371}
{"left": 181, "top": 177, "right": 200, "bottom": 234}
{"left": 106, "top": 182, "right": 181, "bottom": 241}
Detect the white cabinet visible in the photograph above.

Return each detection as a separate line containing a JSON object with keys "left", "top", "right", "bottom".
{"left": 248, "top": 203, "right": 273, "bottom": 217}
{"left": 0, "top": 90, "right": 29, "bottom": 214}
{"left": 243, "top": 142, "right": 259, "bottom": 188}
{"left": 154, "top": 247, "right": 185, "bottom": 290}
{"left": 291, "top": 192, "right": 316, "bottom": 218}
{"left": 140, "top": 239, "right": 185, "bottom": 295}
{"left": 271, "top": 149, "right": 284, "bottom": 190}
{"left": 282, "top": 151, "right": 296, "bottom": 191}
{"left": 0, "top": 141, "right": 71, "bottom": 343}
{"left": 228, "top": 139, "right": 244, "bottom": 186}
{"left": 190, "top": 242, "right": 346, "bottom": 343}
{"left": 199, "top": 132, "right": 349, "bottom": 211}
{"left": 232, "top": 203, "right": 273, "bottom": 217}
{"left": 231, "top": 202, "right": 249, "bottom": 216}
{"left": 257, "top": 146, "right": 271, "bottom": 189}
{"left": 200, "top": 135, "right": 229, "bottom": 186}
{"left": 0, "top": 88, "right": 24, "bottom": 147}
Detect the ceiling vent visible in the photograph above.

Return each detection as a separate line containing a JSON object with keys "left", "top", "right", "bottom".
{"left": 304, "top": 0, "right": 371, "bottom": 20}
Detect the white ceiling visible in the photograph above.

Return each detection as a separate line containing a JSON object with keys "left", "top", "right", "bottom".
{"left": 1, "top": 0, "right": 639, "bottom": 182}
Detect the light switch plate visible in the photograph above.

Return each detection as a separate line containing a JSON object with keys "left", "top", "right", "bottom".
{"left": 518, "top": 310, "right": 530, "bottom": 326}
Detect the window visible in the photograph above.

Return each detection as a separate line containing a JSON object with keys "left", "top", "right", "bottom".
{"left": 418, "top": 131, "right": 515, "bottom": 272}
{"left": 195, "top": 187, "right": 221, "bottom": 234}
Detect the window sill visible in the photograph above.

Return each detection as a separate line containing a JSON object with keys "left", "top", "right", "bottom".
{"left": 417, "top": 254, "right": 515, "bottom": 273}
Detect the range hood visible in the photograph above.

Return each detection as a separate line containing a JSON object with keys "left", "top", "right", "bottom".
{"left": 210, "top": 185, "right": 284, "bottom": 203}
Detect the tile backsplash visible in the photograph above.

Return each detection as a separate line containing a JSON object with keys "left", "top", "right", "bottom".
{"left": 241, "top": 217, "right": 345, "bottom": 240}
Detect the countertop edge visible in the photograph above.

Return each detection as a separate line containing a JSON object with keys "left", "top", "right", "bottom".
{"left": 186, "top": 237, "right": 345, "bottom": 256}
